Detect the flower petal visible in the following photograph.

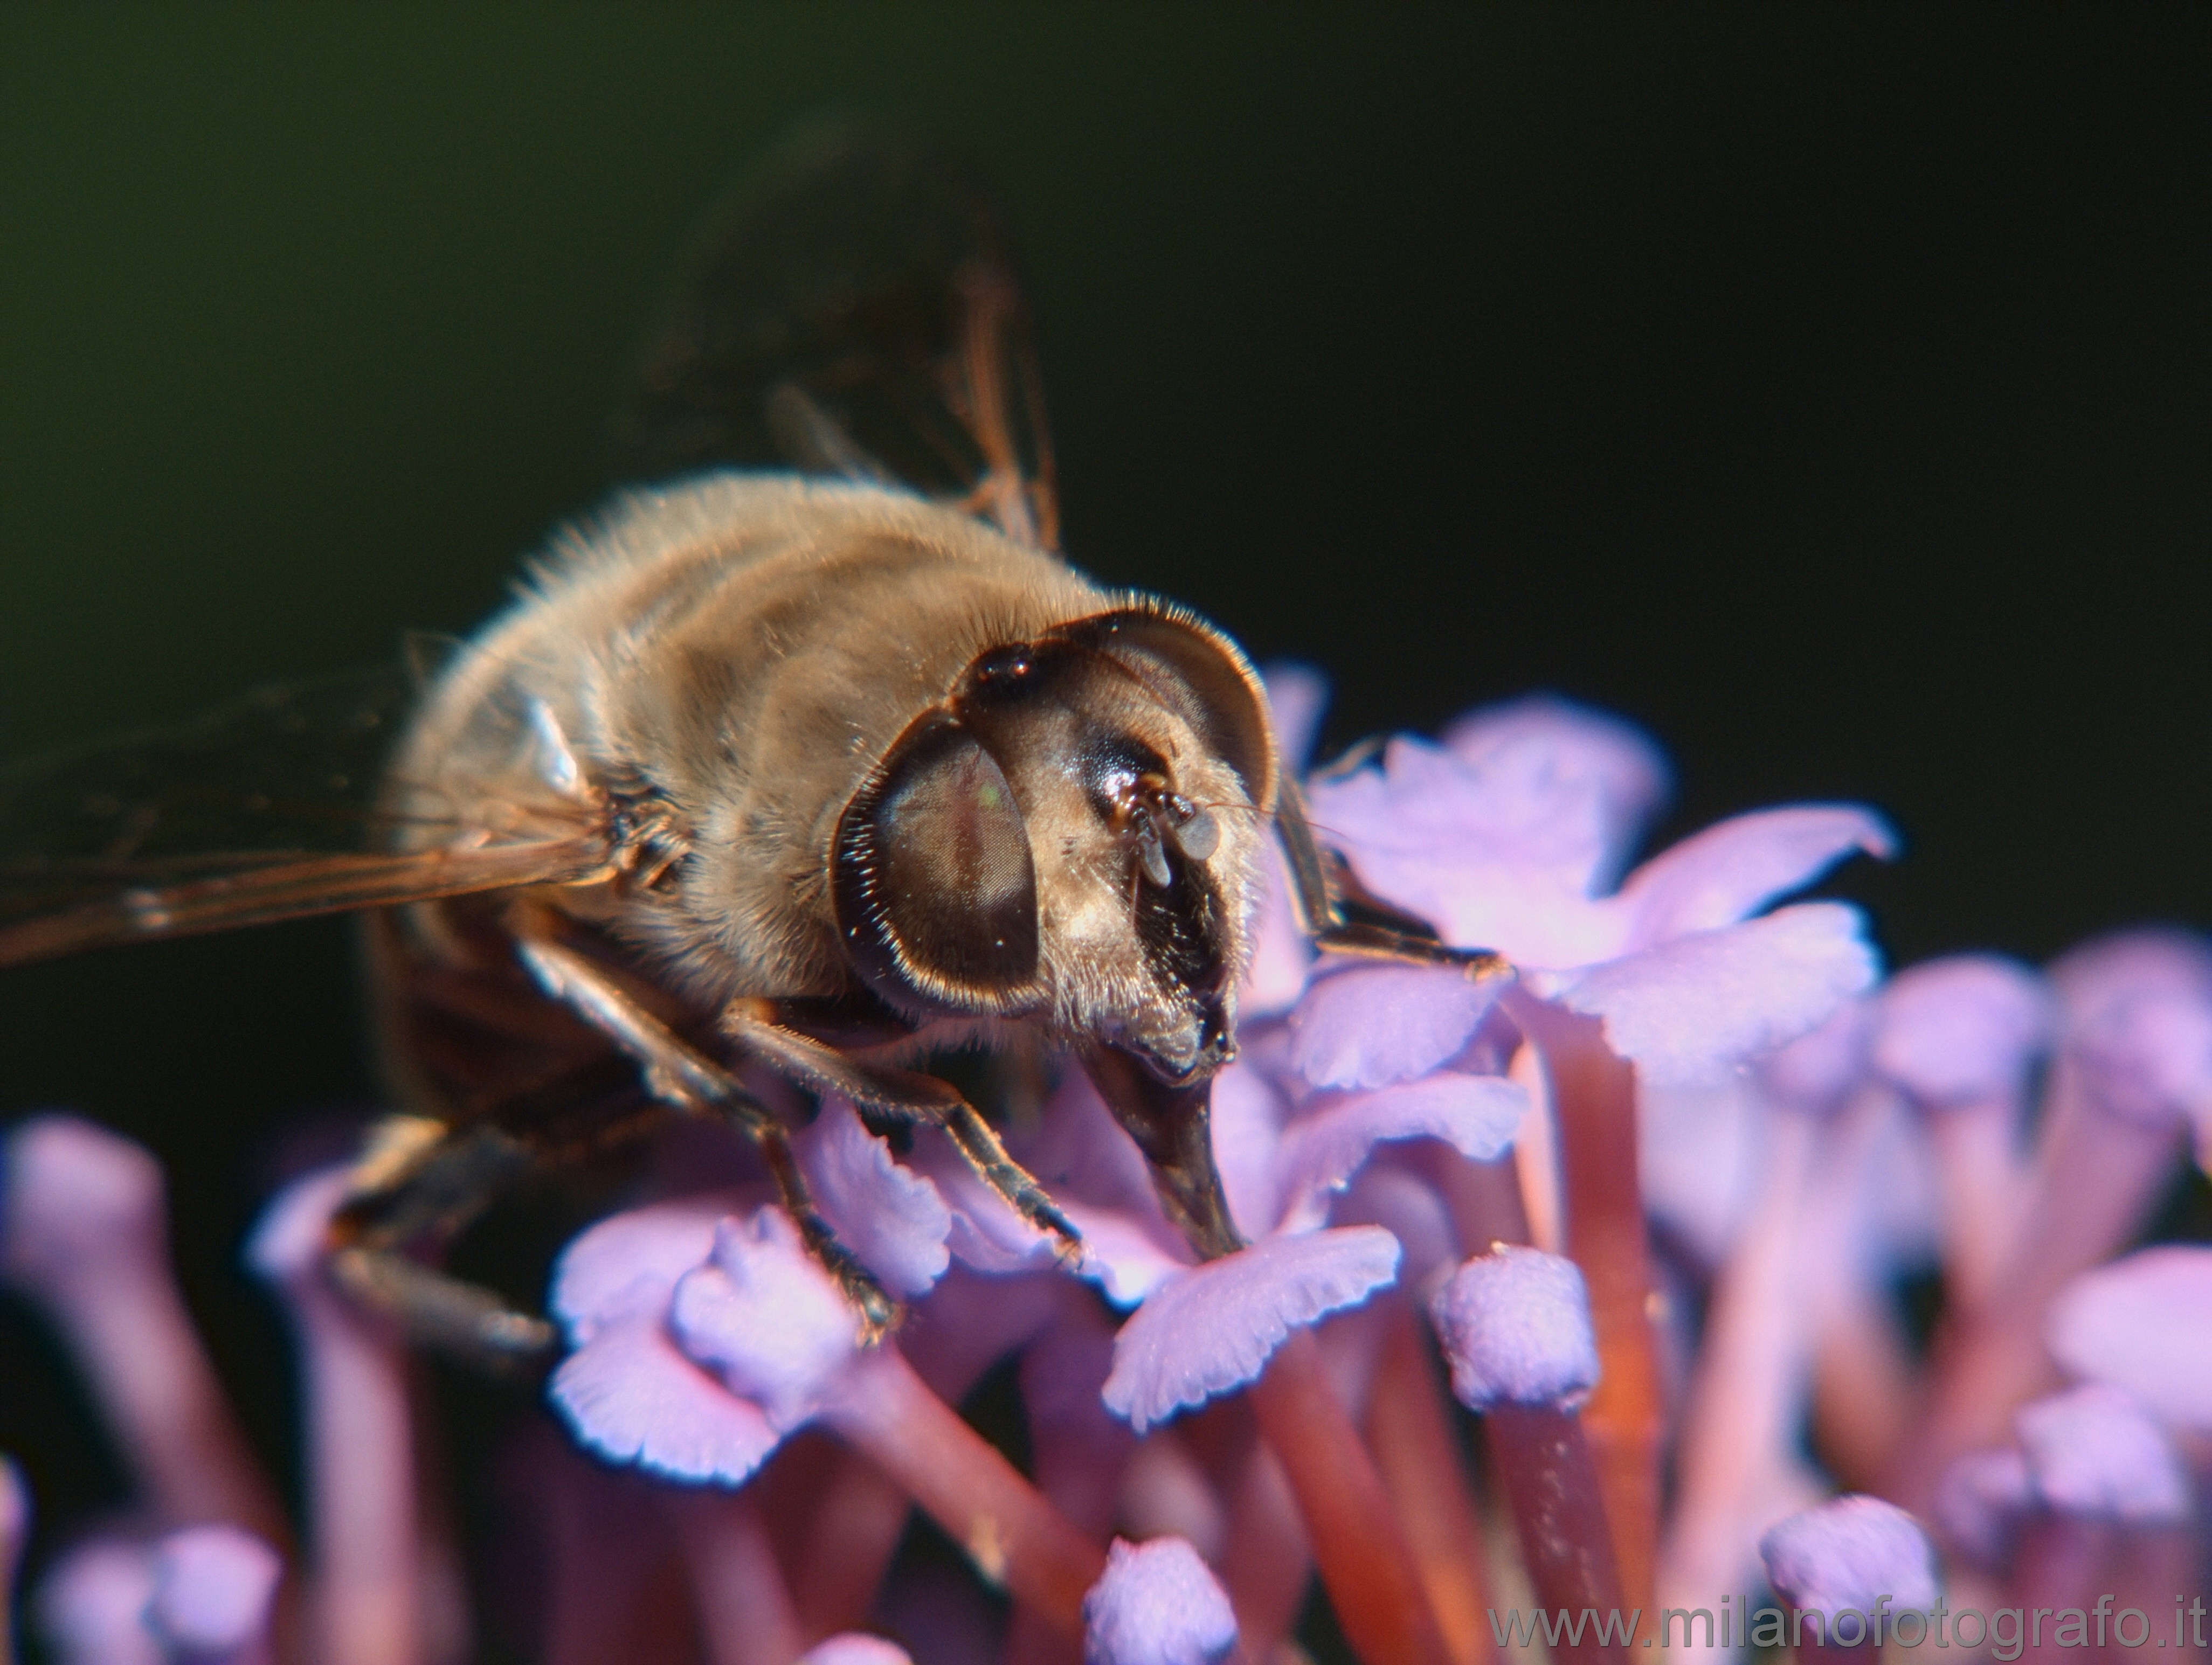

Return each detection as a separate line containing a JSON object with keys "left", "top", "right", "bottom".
{"left": 1273, "top": 1073, "right": 1525, "bottom": 1236}
{"left": 1241, "top": 664, "right": 1328, "bottom": 1017}
{"left": 796, "top": 1098, "right": 951, "bottom": 1299}
{"left": 1609, "top": 804, "right": 1895, "bottom": 948}
{"left": 1538, "top": 903, "right": 1882, "bottom": 1087}
{"left": 1440, "top": 693, "right": 1671, "bottom": 894}
{"left": 800, "top": 1638, "right": 916, "bottom": 1665}
{"left": 1760, "top": 997, "right": 1873, "bottom": 1112}
{"left": 1637, "top": 1079, "right": 1771, "bottom": 1268}
{"left": 1102, "top": 1226, "right": 1401, "bottom": 1433}
{"left": 1261, "top": 662, "right": 1328, "bottom": 773}
{"left": 547, "top": 1196, "right": 737, "bottom": 1344}
{"left": 1308, "top": 738, "right": 1625, "bottom": 963}
{"left": 1932, "top": 1449, "right": 2031, "bottom": 1573}
{"left": 2045, "top": 1246, "right": 2212, "bottom": 1432}
{"left": 2050, "top": 928, "right": 2212, "bottom": 1134}
{"left": 668, "top": 1210, "right": 861, "bottom": 1432}
{"left": 1288, "top": 964, "right": 1506, "bottom": 1090}
{"left": 1873, "top": 954, "right": 2051, "bottom": 1108}
{"left": 547, "top": 1305, "right": 780, "bottom": 1487}
{"left": 2015, "top": 1383, "right": 2192, "bottom": 1525}
{"left": 1239, "top": 841, "right": 1316, "bottom": 1019}
{"left": 1331, "top": 1163, "right": 1462, "bottom": 1293}
{"left": 881, "top": 1120, "right": 1057, "bottom": 1278}
{"left": 1065, "top": 1202, "right": 1194, "bottom": 1309}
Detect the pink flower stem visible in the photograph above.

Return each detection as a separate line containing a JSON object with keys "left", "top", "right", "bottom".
{"left": 253, "top": 1173, "right": 419, "bottom": 1665}
{"left": 2006, "top": 1512, "right": 2113, "bottom": 1665}
{"left": 1807, "top": 1281, "right": 1914, "bottom": 1489}
{"left": 526, "top": 1430, "right": 695, "bottom": 1665}
{"left": 779, "top": 1442, "right": 911, "bottom": 1644}
{"left": 2106, "top": 1526, "right": 2200, "bottom": 1664}
{"left": 1483, "top": 1404, "right": 1629, "bottom": 1665}
{"left": 1416, "top": 1143, "right": 1532, "bottom": 1253}
{"left": 663, "top": 1486, "right": 805, "bottom": 1665}
{"left": 1506, "top": 997, "right": 1661, "bottom": 1614}
{"left": 2, "top": 1118, "right": 287, "bottom": 1545}
{"left": 1919, "top": 1097, "right": 2028, "bottom": 1312}
{"left": 1008, "top": 1308, "right": 1136, "bottom": 1665}
{"left": 1246, "top": 1328, "right": 1453, "bottom": 1665}
{"left": 1219, "top": 1404, "right": 1316, "bottom": 1662}
{"left": 820, "top": 1342, "right": 1105, "bottom": 1641}
{"left": 1364, "top": 1300, "right": 1496, "bottom": 1665}
{"left": 40, "top": 1264, "right": 282, "bottom": 1538}
{"left": 1661, "top": 1107, "right": 1819, "bottom": 1610}
{"left": 296, "top": 1292, "right": 420, "bottom": 1665}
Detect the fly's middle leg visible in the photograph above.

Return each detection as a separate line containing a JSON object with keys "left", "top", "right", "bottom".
{"left": 515, "top": 936, "right": 898, "bottom": 1336}
{"left": 722, "top": 1000, "right": 1083, "bottom": 1259}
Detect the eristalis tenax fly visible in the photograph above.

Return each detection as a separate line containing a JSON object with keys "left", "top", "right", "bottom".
{"left": 0, "top": 127, "right": 1495, "bottom": 1359}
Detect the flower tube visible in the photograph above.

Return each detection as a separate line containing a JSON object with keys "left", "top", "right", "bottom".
{"left": 249, "top": 1169, "right": 419, "bottom": 1665}
{"left": 1, "top": 1116, "right": 285, "bottom": 1544}
{"left": 1891, "top": 931, "right": 2212, "bottom": 1507}
{"left": 2008, "top": 1384, "right": 2193, "bottom": 1655}
{"left": 1430, "top": 1246, "right": 1624, "bottom": 1665}
{"left": 1869, "top": 955, "right": 2049, "bottom": 1310}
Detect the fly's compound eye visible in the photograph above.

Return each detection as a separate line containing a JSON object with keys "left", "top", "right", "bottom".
{"left": 833, "top": 714, "right": 1041, "bottom": 1014}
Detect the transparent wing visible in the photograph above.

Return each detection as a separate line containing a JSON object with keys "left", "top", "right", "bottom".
{"left": 0, "top": 668, "right": 610, "bottom": 967}
{"left": 611, "top": 121, "right": 1060, "bottom": 550}
{"left": 0, "top": 668, "right": 416, "bottom": 878}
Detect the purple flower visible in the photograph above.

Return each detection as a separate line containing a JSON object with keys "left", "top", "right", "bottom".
{"left": 33, "top": 1524, "right": 282, "bottom": 1665}
{"left": 1758, "top": 1494, "right": 1939, "bottom": 1617}
{"left": 1081, "top": 1536, "right": 1238, "bottom": 1665}
{"left": 547, "top": 1195, "right": 785, "bottom": 1486}
{"left": 10, "top": 682, "right": 2211, "bottom": 1665}
{"left": 1309, "top": 695, "right": 1891, "bottom": 1085}
{"left": 1428, "top": 1245, "right": 1599, "bottom": 1411}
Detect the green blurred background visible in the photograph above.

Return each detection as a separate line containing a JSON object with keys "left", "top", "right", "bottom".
{"left": 2, "top": 4, "right": 2206, "bottom": 1648}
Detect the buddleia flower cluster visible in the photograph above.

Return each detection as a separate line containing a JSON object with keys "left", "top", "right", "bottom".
{"left": 5, "top": 676, "right": 2207, "bottom": 1664}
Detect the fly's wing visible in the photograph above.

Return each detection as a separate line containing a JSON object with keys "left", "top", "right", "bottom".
{"left": 611, "top": 121, "right": 1059, "bottom": 550}
{"left": 0, "top": 668, "right": 611, "bottom": 968}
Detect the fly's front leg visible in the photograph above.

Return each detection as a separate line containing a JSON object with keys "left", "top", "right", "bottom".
{"left": 1275, "top": 776, "right": 1512, "bottom": 979}
{"left": 722, "top": 1001, "right": 1083, "bottom": 1258}
{"left": 515, "top": 938, "right": 898, "bottom": 1336}
{"left": 328, "top": 1115, "right": 559, "bottom": 1371}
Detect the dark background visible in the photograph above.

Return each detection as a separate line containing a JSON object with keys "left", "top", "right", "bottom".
{"left": 2, "top": 2, "right": 2206, "bottom": 1638}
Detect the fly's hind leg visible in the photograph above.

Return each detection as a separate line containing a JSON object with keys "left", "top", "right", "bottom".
{"left": 1276, "top": 775, "right": 1513, "bottom": 979}
{"left": 721, "top": 1000, "right": 1082, "bottom": 1258}
{"left": 515, "top": 938, "right": 898, "bottom": 1337}
{"left": 327, "top": 1115, "right": 561, "bottom": 1371}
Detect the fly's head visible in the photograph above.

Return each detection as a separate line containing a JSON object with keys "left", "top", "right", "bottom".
{"left": 831, "top": 603, "right": 1277, "bottom": 1086}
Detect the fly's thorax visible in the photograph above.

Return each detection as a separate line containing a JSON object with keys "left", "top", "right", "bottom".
{"left": 832, "top": 605, "right": 1278, "bottom": 1085}
{"left": 386, "top": 476, "right": 1115, "bottom": 1003}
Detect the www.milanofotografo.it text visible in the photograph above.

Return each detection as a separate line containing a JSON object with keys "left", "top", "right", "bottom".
{"left": 1489, "top": 1596, "right": 2210, "bottom": 1656}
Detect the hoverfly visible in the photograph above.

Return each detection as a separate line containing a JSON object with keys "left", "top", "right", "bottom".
{"left": 0, "top": 128, "right": 1495, "bottom": 1361}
